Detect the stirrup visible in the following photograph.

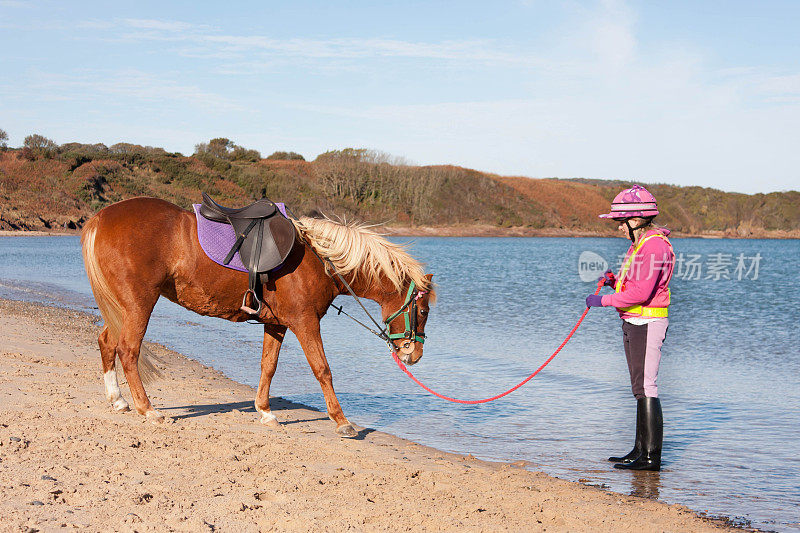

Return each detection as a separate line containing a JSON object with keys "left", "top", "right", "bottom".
{"left": 240, "top": 289, "right": 263, "bottom": 315}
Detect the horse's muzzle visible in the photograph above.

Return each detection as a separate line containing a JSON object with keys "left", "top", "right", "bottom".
{"left": 399, "top": 342, "right": 423, "bottom": 365}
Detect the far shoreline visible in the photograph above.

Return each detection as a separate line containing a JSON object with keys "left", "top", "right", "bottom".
{"left": 2, "top": 225, "right": 799, "bottom": 239}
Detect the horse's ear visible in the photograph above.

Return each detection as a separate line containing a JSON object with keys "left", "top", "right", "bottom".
{"left": 425, "top": 273, "right": 433, "bottom": 281}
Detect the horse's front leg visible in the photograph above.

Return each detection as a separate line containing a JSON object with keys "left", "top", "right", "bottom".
{"left": 254, "top": 324, "right": 287, "bottom": 428}
{"left": 293, "top": 319, "right": 357, "bottom": 437}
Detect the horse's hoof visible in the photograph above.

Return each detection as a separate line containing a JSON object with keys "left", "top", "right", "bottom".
{"left": 336, "top": 424, "right": 358, "bottom": 438}
{"left": 112, "top": 399, "right": 130, "bottom": 412}
{"left": 146, "top": 410, "right": 166, "bottom": 424}
{"left": 260, "top": 412, "right": 281, "bottom": 429}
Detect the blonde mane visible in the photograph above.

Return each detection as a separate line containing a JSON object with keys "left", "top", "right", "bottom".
{"left": 293, "top": 216, "right": 435, "bottom": 300}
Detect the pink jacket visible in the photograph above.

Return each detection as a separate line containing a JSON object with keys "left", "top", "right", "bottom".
{"left": 600, "top": 228, "right": 675, "bottom": 320}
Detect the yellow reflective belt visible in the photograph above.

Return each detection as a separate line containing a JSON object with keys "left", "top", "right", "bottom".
{"left": 620, "top": 300, "right": 669, "bottom": 318}
{"left": 615, "top": 234, "right": 671, "bottom": 318}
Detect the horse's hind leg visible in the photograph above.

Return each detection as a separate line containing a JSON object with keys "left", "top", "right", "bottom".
{"left": 98, "top": 326, "right": 129, "bottom": 412}
{"left": 255, "top": 324, "right": 287, "bottom": 428}
{"left": 116, "top": 304, "right": 164, "bottom": 422}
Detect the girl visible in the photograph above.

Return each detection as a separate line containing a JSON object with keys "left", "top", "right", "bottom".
{"left": 586, "top": 184, "right": 675, "bottom": 471}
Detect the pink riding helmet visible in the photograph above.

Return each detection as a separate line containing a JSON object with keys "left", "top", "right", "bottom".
{"left": 598, "top": 184, "right": 659, "bottom": 219}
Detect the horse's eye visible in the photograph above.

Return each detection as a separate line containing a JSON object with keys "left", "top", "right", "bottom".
{"left": 420, "top": 309, "right": 429, "bottom": 316}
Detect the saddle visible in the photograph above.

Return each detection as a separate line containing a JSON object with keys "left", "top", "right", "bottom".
{"left": 199, "top": 193, "right": 296, "bottom": 315}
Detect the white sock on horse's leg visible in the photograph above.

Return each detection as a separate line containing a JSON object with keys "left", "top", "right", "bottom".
{"left": 258, "top": 409, "right": 279, "bottom": 427}
{"left": 104, "top": 370, "right": 129, "bottom": 411}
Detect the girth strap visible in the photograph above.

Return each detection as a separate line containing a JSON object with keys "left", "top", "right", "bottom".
{"left": 241, "top": 219, "right": 266, "bottom": 314}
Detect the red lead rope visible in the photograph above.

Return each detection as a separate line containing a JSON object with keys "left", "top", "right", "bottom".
{"left": 390, "top": 281, "right": 604, "bottom": 404}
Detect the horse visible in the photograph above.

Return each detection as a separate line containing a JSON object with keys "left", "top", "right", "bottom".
{"left": 80, "top": 197, "right": 435, "bottom": 437}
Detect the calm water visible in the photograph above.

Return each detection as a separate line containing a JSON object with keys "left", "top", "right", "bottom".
{"left": 1, "top": 235, "right": 799, "bottom": 532}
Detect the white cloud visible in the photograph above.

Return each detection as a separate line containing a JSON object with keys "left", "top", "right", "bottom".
{"left": 107, "top": 18, "right": 535, "bottom": 65}
{"left": 591, "top": 0, "right": 637, "bottom": 71}
{"left": 753, "top": 73, "right": 800, "bottom": 97}
{"left": 123, "top": 18, "right": 201, "bottom": 32}
{"left": 17, "top": 69, "right": 241, "bottom": 112}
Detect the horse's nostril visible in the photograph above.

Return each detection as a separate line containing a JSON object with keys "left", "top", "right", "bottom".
{"left": 406, "top": 352, "right": 423, "bottom": 365}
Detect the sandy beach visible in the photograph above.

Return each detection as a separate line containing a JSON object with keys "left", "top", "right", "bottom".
{"left": 0, "top": 298, "right": 737, "bottom": 532}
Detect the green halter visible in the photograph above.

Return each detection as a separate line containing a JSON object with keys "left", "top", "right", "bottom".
{"left": 384, "top": 280, "right": 426, "bottom": 345}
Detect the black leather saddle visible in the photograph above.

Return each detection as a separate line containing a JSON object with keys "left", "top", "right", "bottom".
{"left": 199, "top": 193, "right": 296, "bottom": 315}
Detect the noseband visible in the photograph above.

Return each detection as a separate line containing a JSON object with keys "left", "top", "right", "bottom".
{"left": 384, "top": 280, "right": 426, "bottom": 350}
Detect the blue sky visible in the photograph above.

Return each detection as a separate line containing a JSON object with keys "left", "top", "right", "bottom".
{"left": 1, "top": 0, "right": 798, "bottom": 193}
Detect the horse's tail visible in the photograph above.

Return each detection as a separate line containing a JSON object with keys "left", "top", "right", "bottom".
{"left": 81, "top": 217, "right": 161, "bottom": 383}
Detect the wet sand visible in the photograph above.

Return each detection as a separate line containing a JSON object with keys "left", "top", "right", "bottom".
{"left": 0, "top": 298, "right": 737, "bottom": 532}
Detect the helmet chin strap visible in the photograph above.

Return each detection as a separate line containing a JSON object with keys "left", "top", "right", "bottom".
{"left": 623, "top": 219, "right": 652, "bottom": 242}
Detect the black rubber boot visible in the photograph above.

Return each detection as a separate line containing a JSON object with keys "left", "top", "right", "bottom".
{"left": 608, "top": 398, "right": 644, "bottom": 463}
{"left": 615, "top": 397, "right": 662, "bottom": 471}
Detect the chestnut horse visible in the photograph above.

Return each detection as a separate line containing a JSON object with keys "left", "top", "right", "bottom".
{"left": 81, "top": 197, "right": 435, "bottom": 437}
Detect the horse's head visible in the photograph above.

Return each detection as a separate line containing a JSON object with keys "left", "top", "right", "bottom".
{"left": 382, "top": 274, "right": 434, "bottom": 365}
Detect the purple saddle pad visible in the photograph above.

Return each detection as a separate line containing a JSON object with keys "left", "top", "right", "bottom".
{"left": 193, "top": 203, "right": 288, "bottom": 273}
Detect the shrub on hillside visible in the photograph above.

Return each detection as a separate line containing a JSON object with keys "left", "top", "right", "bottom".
{"left": 23, "top": 134, "right": 58, "bottom": 159}
{"left": 315, "top": 148, "right": 406, "bottom": 165}
{"left": 266, "top": 151, "right": 305, "bottom": 161}
{"left": 315, "top": 148, "right": 369, "bottom": 163}
{"left": 155, "top": 156, "right": 216, "bottom": 190}
{"left": 195, "top": 137, "right": 233, "bottom": 158}
{"left": 60, "top": 142, "right": 109, "bottom": 155}
{"left": 109, "top": 142, "right": 163, "bottom": 155}
{"left": 58, "top": 142, "right": 112, "bottom": 169}
{"left": 71, "top": 161, "right": 124, "bottom": 205}
{"left": 107, "top": 143, "right": 168, "bottom": 163}
{"left": 196, "top": 152, "right": 232, "bottom": 172}
{"left": 0, "top": 128, "right": 8, "bottom": 150}
{"left": 194, "top": 137, "right": 261, "bottom": 164}
{"left": 231, "top": 146, "right": 261, "bottom": 162}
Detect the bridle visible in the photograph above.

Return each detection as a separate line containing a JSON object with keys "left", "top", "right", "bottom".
{"left": 383, "top": 280, "right": 427, "bottom": 353}
{"left": 280, "top": 212, "right": 429, "bottom": 357}
{"left": 330, "top": 273, "right": 427, "bottom": 355}
{"left": 305, "top": 242, "right": 427, "bottom": 355}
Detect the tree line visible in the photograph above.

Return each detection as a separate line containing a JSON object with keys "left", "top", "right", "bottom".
{"left": 0, "top": 129, "right": 306, "bottom": 163}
